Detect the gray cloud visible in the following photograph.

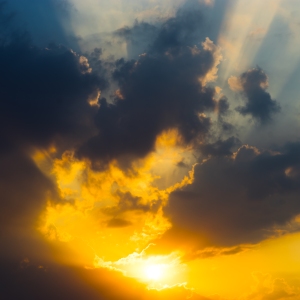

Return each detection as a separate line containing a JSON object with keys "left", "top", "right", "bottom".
{"left": 78, "top": 28, "right": 220, "bottom": 168}
{"left": 234, "top": 67, "right": 280, "bottom": 123}
{"left": 0, "top": 42, "right": 106, "bottom": 154}
{"left": 159, "top": 142, "right": 300, "bottom": 254}
{"left": 76, "top": 2, "right": 234, "bottom": 169}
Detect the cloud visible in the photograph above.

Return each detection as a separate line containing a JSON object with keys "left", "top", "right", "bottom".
{"left": 78, "top": 26, "right": 221, "bottom": 168}
{"left": 230, "top": 67, "right": 280, "bottom": 123}
{"left": 158, "top": 142, "right": 300, "bottom": 254}
{"left": 73, "top": 2, "right": 228, "bottom": 169}
{"left": 0, "top": 42, "right": 107, "bottom": 152}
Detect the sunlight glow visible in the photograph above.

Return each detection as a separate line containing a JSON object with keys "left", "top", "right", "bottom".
{"left": 218, "top": 0, "right": 281, "bottom": 83}
{"left": 94, "top": 250, "right": 187, "bottom": 289}
{"left": 144, "top": 264, "right": 165, "bottom": 281}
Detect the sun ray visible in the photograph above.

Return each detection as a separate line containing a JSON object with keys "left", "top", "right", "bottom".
{"left": 218, "top": 0, "right": 282, "bottom": 85}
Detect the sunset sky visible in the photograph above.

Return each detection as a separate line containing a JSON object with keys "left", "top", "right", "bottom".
{"left": 1, "top": 0, "right": 300, "bottom": 299}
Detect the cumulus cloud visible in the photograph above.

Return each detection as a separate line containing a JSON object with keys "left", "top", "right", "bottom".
{"left": 0, "top": 43, "right": 107, "bottom": 152}
{"left": 230, "top": 67, "right": 280, "bottom": 123}
{"left": 158, "top": 142, "right": 300, "bottom": 254}
{"left": 78, "top": 16, "right": 222, "bottom": 168}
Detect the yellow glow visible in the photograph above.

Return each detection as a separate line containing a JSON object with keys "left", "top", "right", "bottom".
{"left": 32, "top": 128, "right": 300, "bottom": 298}
{"left": 33, "top": 128, "right": 300, "bottom": 298}
{"left": 36, "top": 130, "right": 194, "bottom": 266}
{"left": 94, "top": 250, "right": 187, "bottom": 289}
{"left": 144, "top": 264, "right": 164, "bottom": 281}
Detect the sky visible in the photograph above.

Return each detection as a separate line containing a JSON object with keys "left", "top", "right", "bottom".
{"left": 1, "top": 0, "right": 300, "bottom": 299}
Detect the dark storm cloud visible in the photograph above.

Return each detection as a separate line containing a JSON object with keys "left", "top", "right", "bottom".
{"left": 160, "top": 142, "right": 300, "bottom": 253}
{"left": 75, "top": 1, "right": 236, "bottom": 168}
{"left": 235, "top": 67, "right": 280, "bottom": 123}
{"left": 0, "top": 39, "right": 106, "bottom": 153}
{"left": 78, "top": 34, "right": 220, "bottom": 167}
{"left": 77, "top": 1, "right": 234, "bottom": 168}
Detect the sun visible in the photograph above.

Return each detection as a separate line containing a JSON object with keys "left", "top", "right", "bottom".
{"left": 144, "top": 264, "right": 164, "bottom": 281}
